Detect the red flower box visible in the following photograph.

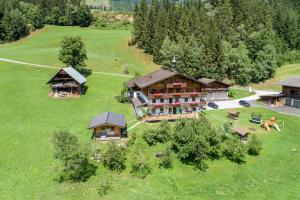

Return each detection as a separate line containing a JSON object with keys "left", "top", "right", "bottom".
{"left": 153, "top": 93, "right": 163, "bottom": 98}
{"left": 173, "top": 83, "right": 182, "bottom": 87}
{"left": 190, "top": 92, "right": 199, "bottom": 97}
{"left": 154, "top": 104, "right": 164, "bottom": 108}
{"left": 173, "top": 93, "right": 182, "bottom": 97}
{"left": 172, "top": 102, "right": 181, "bottom": 107}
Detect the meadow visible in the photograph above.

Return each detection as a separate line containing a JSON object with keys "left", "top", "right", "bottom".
{"left": 0, "top": 26, "right": 299, "bottom": 200}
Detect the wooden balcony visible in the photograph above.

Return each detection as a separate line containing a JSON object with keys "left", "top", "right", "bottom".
{"left": 144, "top": 113, "right": 198, "bottom": 122}
{"left": 148, "top": 101, "right": 206, "bottom": 108}
{"left": 149, "top": 92, "right": 205, "bottom": 99}
{"left": 166, "top": 82, "right": 187, "bottom": 89}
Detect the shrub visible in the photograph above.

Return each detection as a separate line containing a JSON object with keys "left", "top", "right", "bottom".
{"left": 130, "top": 142, "right": 151, "bottom": 179}
{"left": 228, "top": 90, "right": 235, "bottom": 98}
{"left": 142, "top": 129, "right": 158, "bottom": 146}
{"left": 102, "top": 142, "right": 126, "bottom": 172}
{"left": 142, "top": 121, "right": 171, "bottom": 145}
{"left": 248, "top": 135, "right": 262, "bottom": 155}
{"left": 98, "top": 178, "right": 112, "bottom": 197}
{"left": 159, "top": 148, "right": 173, "bottom": 169}
{"left": 127, "top": 132, "right": 137, "bottom": 147}
{"left": 223, "top": 136, "right": 247, "bottom": 164}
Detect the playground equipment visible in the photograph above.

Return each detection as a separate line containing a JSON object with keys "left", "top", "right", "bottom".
{"left": 227, "top": 110, "right": 240, "bottom": 120}
{"left": 250, "top": 112, "right": 263, "bottom": 124}
{"left": 262, "top": 117, "right": 284, "bottom": 132}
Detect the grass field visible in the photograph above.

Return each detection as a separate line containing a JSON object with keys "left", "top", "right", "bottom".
{"left": 251, "top": 63, "right": 300, "bottom": 91}
{"left": 229, "top": 88, "right": 254, "bottom": 99}
{"left": 0, "top": 26, "right": 300, "bottom": 199}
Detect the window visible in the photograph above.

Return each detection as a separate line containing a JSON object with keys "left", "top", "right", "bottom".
{"left": 175, "top": 98, "right": 180, "bottom": 102}
{"left": 152, "top": 99, "right": 156, "bottom": 103}
{"left": 160, "top": 108, "right": 164, "bottom": 113}
{"left": 169, "top": 98, "right": 173, "bottom": 103}
{"left": 151, "top": 89, "right": 157, "bottom": 94}
{"left": 176, "top": 88, "right": 180, "bottom": 93}
{"left": 193, "top": 107, "right": 196, "bottom": 111}
{"left": 168, "top": 108, "right": 172, "bottom": 114}
{"left": 152, "top": 108, "right": 156, "bottom": 114}
{"left": 192, "top": 97, "right": 196, "bottom": 102}
{"left": 160, "top": 99, "right": 164, "bottom": 103}
{"left": 185, "top": 98, "right": 188, "bottom": 102}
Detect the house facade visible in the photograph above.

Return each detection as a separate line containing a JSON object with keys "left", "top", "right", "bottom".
{"left": 128, "top": 69, "right": 230, "bottom": 118}
{"left": 281, "top": 77, "right": 300, "bottom": 108}
{"left": 47, "top": 67, "right": 86, "bottom": 97}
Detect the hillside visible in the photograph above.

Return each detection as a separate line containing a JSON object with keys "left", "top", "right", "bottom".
{"left": 85, "top": 0, "right": 138, "bottom": 11}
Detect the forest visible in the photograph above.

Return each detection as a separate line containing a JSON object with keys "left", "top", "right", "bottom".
{"left": 133, "top": 0, "right": 300, "bottom": 85}
{"left": 0, "top": 0, "right": 93, "bottom": 42}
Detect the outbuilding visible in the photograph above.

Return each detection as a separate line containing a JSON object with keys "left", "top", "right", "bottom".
{"left": 47, "top": 67, "right": 86, "bottom": 97}
{"left": 88, "top": 112, "right": 127, "bottom": 140}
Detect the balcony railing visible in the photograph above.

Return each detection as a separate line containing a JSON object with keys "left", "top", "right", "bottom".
{"left": 149, "top": 101, "right": 206, "bottom": 108}
{"left": 149, "top": 92, "right": 205, "bottom": 99}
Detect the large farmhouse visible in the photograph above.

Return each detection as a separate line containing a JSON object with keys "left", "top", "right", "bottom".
{"left": 47, "top": 67, "right": 86, "bottom": 97}
{"left": 127, "top": 69, "right": 230, "bottom": 119}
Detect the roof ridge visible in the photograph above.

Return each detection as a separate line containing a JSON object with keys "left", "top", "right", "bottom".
{"left": 106, "top": 112, "right": 110, "bottom": 124}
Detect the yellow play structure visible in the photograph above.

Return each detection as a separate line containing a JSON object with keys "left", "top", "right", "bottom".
{"left": 262, "top": 117, "right": 284, "bottom": 132}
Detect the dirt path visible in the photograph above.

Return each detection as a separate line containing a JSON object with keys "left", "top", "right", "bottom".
{"left": 0, "top": 57, "right": 133, "bottom": 78}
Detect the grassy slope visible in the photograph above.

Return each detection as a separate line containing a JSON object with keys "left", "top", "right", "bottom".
{"left": 251, "top": 63, "right": 300, "bottom": 91}
{"left": 229, "top": 88, "right": 254, "bottom": 99}
{"left": 0, "top": 25, "right": 158, "bottom": 75}
{"left": 0, "top": 26, "right": 299, "bottom": 199}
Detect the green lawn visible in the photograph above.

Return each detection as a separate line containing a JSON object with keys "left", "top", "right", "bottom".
{"left": 229, "top": 88, "right": 254, "bottom": 99}
{"left": 0, "top": 25, "right": 158, "bottom": 75}
{"left": 0, "top": 26, "right": 300, "bottom": 200}
{"left": 251, "top": 63, "right": 300, "bottom": 91}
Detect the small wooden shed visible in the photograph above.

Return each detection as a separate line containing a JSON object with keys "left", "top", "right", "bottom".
{"left": 88, "top": 112, "right": 127, "bottom": 140}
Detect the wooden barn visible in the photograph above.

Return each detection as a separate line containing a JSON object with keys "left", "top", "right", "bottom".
{"left": 47, "top": 67, "right": 86, "bottom": 97}
{"left": 88, "top": 112, "right": 127, "bottom": 140}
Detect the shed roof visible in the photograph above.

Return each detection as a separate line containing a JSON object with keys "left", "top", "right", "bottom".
{"left": 48, "top": 67, "right": 86, "bottom": 84}
{"left": 280, "top": 76, "right": 300, "bottom": 88}
{"left": 234, "top": 127, "right": 249, "bottom": 137}
{"left": 88, "top": 112, "right": 126, "bottom": 129}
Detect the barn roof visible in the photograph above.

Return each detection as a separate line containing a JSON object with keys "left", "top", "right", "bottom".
{"left": 280, "top": 76, "right": 300, "bottom": 88}
{"left": 47, "top": 67, "right": 86, "bottom": 84}
{"left": 88, "top": 112, "right": 126, "bottom": 129}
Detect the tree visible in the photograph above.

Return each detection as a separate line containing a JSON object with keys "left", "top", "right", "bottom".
{"left": 46, "top": 7, "right": 61, "bottom": 25}
{"left": 130, "top": 141, "right": 151, "bottom": 179}
{"left": 142, "top": 120, "right": 171, "bottom": 145}
{"left": 58, "top": 36, "right": 88, "bottom": 73}
{"left": 172, "top": 115, "right": 222, "bottom": 171}
{"left": 102, "top": 142, "right": 126, "bottom": 172}
{"left": 248, "top": 135, "right": 262, "bottom": 155}
{"left": 223, "top": 41, "right": 253, "bottom": 85}
{"left": 52, "top": 131, "right": 96, "bottom": 182}
{"left": 159, "top": 147, "right": 173, "bottom": 169}
{"left": 52, "top": 131, "right": 79, "bottom": 162}
{"left": 76, "top": 5, "right": 93, "bottom": 27}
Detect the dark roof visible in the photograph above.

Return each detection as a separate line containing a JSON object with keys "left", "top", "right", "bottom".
{"left": 128, "top": 69, "right": 177, "bottom": 88}
{"left": 260, "top": 94, "right": 285, "bottom": 98}
{"left": 128, "top": 69, "right": 230, "bottom": 89}
{"left": 48, "top": 67, "right": 86, "bottom": 84}
{"left": 280, "top": 76, "right": 300, "bottom": 88}
{"left": 88, "top": 112, "right": 126, "bottom": 129}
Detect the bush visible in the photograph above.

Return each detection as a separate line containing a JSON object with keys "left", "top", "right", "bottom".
{"left": 228, "top": 90, "right": 235, "bottom": 98}
{"left": 223, "top": 136, "right": 247, "bottom": 164}
{"left": 142, "top": 129, "right": 158, "bottom": 146}
{"left": 159, "top": 148, "right": 173, "bottom": 169}
{"left": 102, "top": 142, "right": 126, "bottom": 172}
{"left": 248, "top": 135, "right": 262, "bottom": 155}
{"left": 98, "top": 178, "right": 112, "bottom": 197}
{"left": 130, "top": 142, "right": 151, "bottom": 179}
{"left": 142, "top": 121, "right": 171, "bottom": 146}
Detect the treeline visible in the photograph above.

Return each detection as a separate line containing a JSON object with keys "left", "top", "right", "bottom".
{"left": 0, "top": 0, "right": 93, "bottom": 43}
{"left": 133, "top": 0, "right": 300, "bottom": 85}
